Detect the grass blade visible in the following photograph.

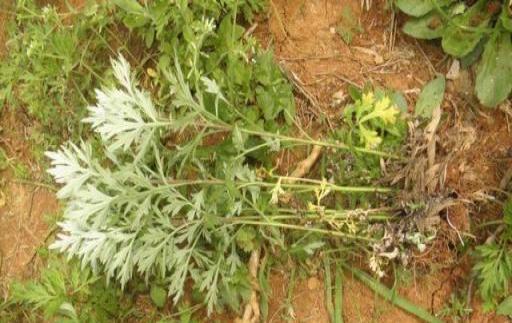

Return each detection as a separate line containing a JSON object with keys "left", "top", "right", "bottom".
{"left": 343, "top": 265, "right": 442, "bottom": 323}
{"left": 323, "top": 258, "right": 335, "bottom": 322}
{"left": 334, "top": 262, "right": 344, "bottom": 323}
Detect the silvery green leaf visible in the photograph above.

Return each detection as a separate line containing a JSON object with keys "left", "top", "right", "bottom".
{"left": 45, "top": 142, "right": 96, "bottom": 199}
{"left": 58, "top": 302, "right": 78, "bottom": 320}
{"left": 185, "top": 190, "right": 205, "bottom": 220}
{"left": 65, "top": 185, "right": 113, "bottom": 227}
{"left": 232, "top": 124, "right": 245, "bottom": 151}
{"left": 228, "top": 201, "right": 243, "bottom": 217}
{"left": 201, "top": 76, "right": 226, "bottom": 103}
{"left": 264, "top": 136, "right": 280, "bottom": 152}
{"left": 133, "top": 228, "right": 168, "bottom": 276}
{"left": 234, "top": 164, "right": 260, "bottom": 203}
{"left": 226, "top": 247, "right": 242, "bottom": 274}
{"left": 84, "top": 55, "right": 161, "bottom": 153}
{"left": 131, "top": 196, "right": 152, "bottom": 229}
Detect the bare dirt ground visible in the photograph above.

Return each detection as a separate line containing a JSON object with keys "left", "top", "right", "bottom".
{"left": 0, "top": 109, "right": 59, "bottom": 296}
{"left": 1, "top": 0, "right": 512, "bottom": 322}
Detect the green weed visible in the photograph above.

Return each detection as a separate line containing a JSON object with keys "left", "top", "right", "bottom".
{"left": 396, "top": 0, "right": 512, "bottom": 107}
{"left": 0, "top": 1, "right": 118, "bottom": 146}
{"left": 336, "top": 6, "right": 364, "bottom": 45}
{"left": 472, "top": 197, "right": 512, "bottom": 311}
{"left": 0, "top": 0, "right": 437, "bottom": 320}
{"left": 7, "top": 255, "right": 136, "bottom": 322}
{"left": 438, "top": 292, "right": 472, "bottom": 322}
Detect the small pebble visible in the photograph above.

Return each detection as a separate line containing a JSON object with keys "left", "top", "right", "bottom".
{"left": 307, "top": 276, "right": 320, "bottom": 290}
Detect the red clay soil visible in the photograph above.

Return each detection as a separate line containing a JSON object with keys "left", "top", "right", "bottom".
{"left": 0, "top": 109, "right": 59, "bottom": 297}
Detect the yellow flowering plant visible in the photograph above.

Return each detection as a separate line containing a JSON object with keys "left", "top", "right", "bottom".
{"left": 343, "top": 90, "right": 406, "bottom": 150}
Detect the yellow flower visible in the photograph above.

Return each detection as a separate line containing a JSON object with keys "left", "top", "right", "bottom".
{"left": 374, "top": 96, "right": 390, "bottom": 113}
{"left": 360, "top": 126, "right": 382, "bottom": 149}
{"left": 362, "top": 92, "right": 375, "bottom": 106}
{"left": 367, "top": 96, "right": 400, "bottom": 125}
{"left": 380, "top": 104, "right": 399, "bottom": 124}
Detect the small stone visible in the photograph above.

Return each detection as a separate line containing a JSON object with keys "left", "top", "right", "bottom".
{"left": 307, "top": 276, "right": 320, "bottom": 290}
{"left": 446, "top": 60, "right": 460, "bottom": 80}
{"left": 332, "top": 89, "right": 347, "bottom": 106}
{"left": 374, "top": 54, "right": 384, "bottom": 65}
{"left": 329, "top": 27, "right": 336, "bottom": 34}
{"left": 332, "top": 89, "right": 346, "bottom": 101}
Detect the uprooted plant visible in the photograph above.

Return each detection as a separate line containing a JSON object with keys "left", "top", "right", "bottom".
{"left": 45, "top": 55, "right": 427, "bottom": 315}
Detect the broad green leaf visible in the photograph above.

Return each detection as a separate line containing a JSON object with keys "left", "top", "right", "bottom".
{"left": 497, "top": 296, "right": 512, "bottom": 316}
{"left": 396, "top": 0, "right": 453, "bottom": 17}
{"left": 460, "top": 38, "right": 486, "bottom": 68}
{"left": 403, "top": 11, "right": 445, "bottom": 40}
{"left": 441, "top": 0, "right": 490, "bottom": 57}
{"left": 475, "top": 32, "right": 512, "bottom": 107}
{"left": 395, "top": 0, "right": 432, "bottom": 16}
{"left": 391, "top": 91, "right": 408, "bottom": 113}
{"left": 113, "top": 0, "right": 145, "bottom": 15}
{"left": 112, "top": 0, "right": 145, "bottom": 15}
{"left": 150, "top": 285, "right": 167, "bottom": 308}
{"left": 415, "top": 76, "right": 446, "bottom": 118}
{"left": 348, "top": 85, "right": 362, "bottom": 101}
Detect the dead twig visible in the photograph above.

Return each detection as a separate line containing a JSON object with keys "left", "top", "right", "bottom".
{"left": 316, "top": 72, "right": 363, "bottom": 89}
{"left": 240, "top": 249, "right": 261, "bottom": 323}
{"left": 278, "top": 64, "right": 322, "bottom": 118}
{"left": 286, "top": 145, "right": 323, "bottom": 182}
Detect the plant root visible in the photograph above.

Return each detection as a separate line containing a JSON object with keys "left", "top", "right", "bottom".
{"left": 236, "top": 248, "right": 261, "bottom": 323}
{"left": 237, "top": 146, "right": 323, "bottom": 322}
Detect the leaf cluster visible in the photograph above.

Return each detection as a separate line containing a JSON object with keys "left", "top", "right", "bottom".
{"left": 7, "top": 256, "right": 131, "bottom": 322}
{"left": 343, "top": 90, "right": 405, "bottom": 150}
{"left": 473, "top": 198, "right": 512, "bottom": 311}
{"left": 0, "top": 0, "right": 117, "bottom": 145}
{"left": 396, "top": 0, "right": 512, "bottom": 107}
{"left": 113, "top": 0, "right": 295, "bottom": 131}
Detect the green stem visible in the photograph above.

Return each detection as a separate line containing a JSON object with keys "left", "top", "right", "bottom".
{"left": 211, "top": 124, "right": 400, "bottom": 159}
{"left": 158, "top": 178, "right": 392, "bottom": 194}
{"left": 155, "top": 113, "right": 398, "bottom": 159}
{"left": 227, "top": 220, "right": 376, "bottom": 242}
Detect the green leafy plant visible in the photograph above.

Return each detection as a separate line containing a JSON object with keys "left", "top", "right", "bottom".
{"left": 438, "top": 292, "right": 473, "bottom": 321}
{"left": 45, "top": 55, "right": 403, "bottom": 315}
{"left": 0, "top": 1, "right": 116, "bottom": 144}
{"left": 343, "top": 89, "right": 406, "bottom": 150}
{"left": 396, "top": 0, "right": 512, "bottom": 107}
{"left": 8, "top": 256, "right": 132, "bottom": 322}
{"left": 473, "top": 197, "right": 512, "bottom": 311}
{"left": 415, "top": 76, "right": 446, "bottom": 119}
{"left": 114, "top": 0, "right": 294, "bottom": 133}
